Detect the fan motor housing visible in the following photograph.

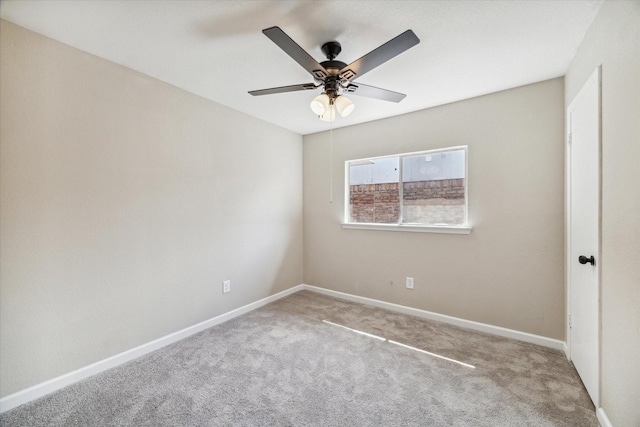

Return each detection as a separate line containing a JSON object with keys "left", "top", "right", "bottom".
{"left": 320, "top": 60, "right": 347, "bottom": 76}
{"left": 323, "top": 76, "right": 341, "bottom": 98}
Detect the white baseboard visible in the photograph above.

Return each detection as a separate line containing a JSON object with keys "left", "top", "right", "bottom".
{"left": 0, "top": 285, "right": 304, "bottom": 414}
{"left": 596, "top": 407, "right": 613, "bottom": 427}
{"left": 301, "top": 284, "right": 566, "bottom": 352}
{"left": 562, "top": 341, "right": 569, "bottom": 359}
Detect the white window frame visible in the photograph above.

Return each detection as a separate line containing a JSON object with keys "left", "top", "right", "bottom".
{"left": 342, "top": 146, "right": 471, "bottom": 234}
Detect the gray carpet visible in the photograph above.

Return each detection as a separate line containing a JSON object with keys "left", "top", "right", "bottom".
{"left": 0, "top": 290, "right": 597, "bottom": 426}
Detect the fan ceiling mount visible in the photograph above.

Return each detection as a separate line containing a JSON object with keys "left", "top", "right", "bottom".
{"left": 249, "top": 26, "right": 420, "bottom": 121}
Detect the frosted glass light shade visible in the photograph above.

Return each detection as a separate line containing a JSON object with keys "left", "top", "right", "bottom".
{"left": 319, "top": 105, "right": 335, "bottom": 122}
{"left": 310, "top": 94, "right": 330, "bottom": 116}
{"left": 335, "top": 96, "right": 355, "bottom": 117}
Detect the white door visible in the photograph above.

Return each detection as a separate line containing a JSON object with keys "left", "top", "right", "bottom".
{"left": 567, "top": 67, "right": 600, "bottom": 407}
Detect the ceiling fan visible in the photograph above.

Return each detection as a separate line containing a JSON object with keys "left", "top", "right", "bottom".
{"left": 249, "top": 26, "right": 420, "bottom": 122}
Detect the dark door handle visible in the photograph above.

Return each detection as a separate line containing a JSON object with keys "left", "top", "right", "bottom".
{"left": 578, "top": 255, "right": 595, "bottom": 266}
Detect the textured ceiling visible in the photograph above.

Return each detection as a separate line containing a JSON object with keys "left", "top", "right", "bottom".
{"left": 0, "top": 0, "right": 603, "bottom": 135}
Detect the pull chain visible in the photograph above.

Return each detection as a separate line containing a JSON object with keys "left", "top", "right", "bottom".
{"left": 329, "top": 119, "right": 334, "bottom": 204}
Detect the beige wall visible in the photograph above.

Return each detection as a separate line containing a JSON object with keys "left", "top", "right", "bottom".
{"left": 304, "top": 78, "right": 566, "bottom": 340}
{"left": 0, "top": 21, "right": 303, "bottom": 397}
{"left": 565, "top": 1, "right": 640, "bottom": 425}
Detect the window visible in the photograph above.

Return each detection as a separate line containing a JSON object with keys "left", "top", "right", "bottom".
{"left": 344, "top": 146, "right": 470, "bottom": 233}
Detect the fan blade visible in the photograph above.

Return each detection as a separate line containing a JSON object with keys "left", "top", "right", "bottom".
{"left": 339, "top": 30, "right": 419, "bottom": 82}
{"left": 344, "top": 83, "right": 406, "bottom": 103}
{"left": 263, "top": 26, "right": 329, "bottom": 81}
{"left": 249, "top": 83, "right": 318, "bottom": 96}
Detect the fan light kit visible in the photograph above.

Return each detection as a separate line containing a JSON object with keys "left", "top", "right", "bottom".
{"left": 310, "top": 93, "right": 354, "bottom": 122}
{"left": 249, "top": 27, "right": 420, "bottom": 122}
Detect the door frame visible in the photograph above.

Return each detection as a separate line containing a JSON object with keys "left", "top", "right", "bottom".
{"left": 565, "top": 66, "right": 601, "bottom": 406}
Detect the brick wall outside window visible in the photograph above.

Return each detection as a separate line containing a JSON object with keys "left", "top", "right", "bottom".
{"left": 349, "top": 178, "right": 465, "bottom": 224}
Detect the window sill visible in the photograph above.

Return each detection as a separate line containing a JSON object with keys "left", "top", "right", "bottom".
{"left": 341, "top": 223, "right": 472, "bottom": 234}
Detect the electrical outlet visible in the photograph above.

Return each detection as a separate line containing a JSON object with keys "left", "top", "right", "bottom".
{"left": 406, "top": 277, "right": 414, "bottom": 289}
{"left": 223, "top": 280, "right": 231, "bottom": 293}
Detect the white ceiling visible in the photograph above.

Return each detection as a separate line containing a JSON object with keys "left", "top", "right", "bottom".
{"left": 0, "top": 0, "right": 603, "bottom": 135}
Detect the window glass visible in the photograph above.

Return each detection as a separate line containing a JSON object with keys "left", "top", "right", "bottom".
{"left": 401, "top": 150, "right": 466, "bottom": 225}
{"left": 349, "top": 157, "right": 399, "bottom": 223}
{"left": 346, "top": 147, "right": 467, "bottom": 226}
